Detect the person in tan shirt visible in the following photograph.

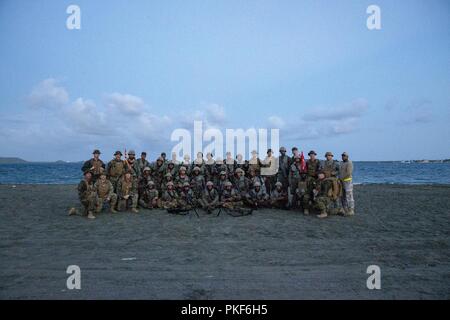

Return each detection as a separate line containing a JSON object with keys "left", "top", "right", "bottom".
{"left": 339, "top": 152, "right": 354, "bottom": 216}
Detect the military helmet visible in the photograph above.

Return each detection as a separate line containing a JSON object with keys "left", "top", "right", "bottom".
{"left": 147, "top": 181, "right": 155, "bottom": 186}
{"left": 235, "top": 168, "right": 244, "bottom": 174}
{"left": 279, "top": 146, "right": 286, "bottom": 152}
{"left": 93, "top": 149, "right": 101, "bottom": 155}
{"left": 143, "top": 167, "right": 151, "bottom": 172}
{"left": 254, "top": 181, "right": 261, "bottom": 187}
{"left": 325, "top": 152, "right": 334, "bottom": 157}
{"left": 128, "top": 150, "right": 135, "bottom": 155}
{"left": 342, "top": 152, "right": 349, "bottom": 157}
{"left": 224, "top": 181, "right": 232, "bottom": 187}
{"left": 275, "top": 181, "right": 282, "bottom": 187}
{"left": 193, "top": 166, "right": 200, "bottom": 172}
{"left": 220, "top": 171, "right": 227, "bottom": 175}
{"left": 183, "top": 182, "right": 190, "bottom": 187}
{"left": 179, "top": 166, "right": 187, "bottom": 172}
{"left": 206, "top": 181, "right": 214, "bottom": 186}
{"left": 166, "top": 181, "right": 174, "bottom": 186}
{"left": 165, "top": 172, "right": 172, "bottom": 177}
{"left": 114, "top": 151, "right": 122, "bottom": 156}
{"left": 308, "top": 150, "right": 317, "bottom": 156}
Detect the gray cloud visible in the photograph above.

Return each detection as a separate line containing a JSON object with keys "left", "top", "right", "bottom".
{"left": 27, "top": 78, "right": 69, "bottom": 109}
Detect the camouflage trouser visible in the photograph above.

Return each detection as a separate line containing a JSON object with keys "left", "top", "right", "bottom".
{"left": 264, "top": 175, "right": 277, "bottom": 194}
{"left": 277, "top": 174, "right": 289, "bottom": 190}
{"left": 96, "top": 194, "right": 118, "bottom": 213}
{"left": 199, "top": 199, "right": 218, "bottom": 211}
{"left": 222, "top": 200, "right": 244, "bottom": 210}
{"left": 162, "top": 199, "right": 178, "bottom": 209}
{"left": 301, "top": 193, "right": 312, "bottom": 210}
{"left": 177, "top": 199, "right": 195, "bottom": 210}
{"left": 80, "top": 194, "right": 97, "bottom": 214}
{"left": 341, "top": 181, "right": 354, "bottom": 209}
{"left": 139, "top": 198, "right": 161, "bottom": 209}
{"left": 118, "top": 196, "right": 138, "bottom": 211}
{"left": 313, "top": 196, "right": 331, "bottom": 213}
{"left": 109, "top": 176, "right": 121, "bottom": 193}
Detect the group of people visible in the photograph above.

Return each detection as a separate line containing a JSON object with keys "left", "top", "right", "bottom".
{"left": 71, "top": 147, "right": 355, "bottom": 220}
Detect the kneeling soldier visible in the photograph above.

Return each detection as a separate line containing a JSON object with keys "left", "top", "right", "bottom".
{"left": 220, "top": 181, "right": 243, "bottom": 210}
{"left": 178, "top": 182, "right": 196, "bottom": 210}
{"left": 139, "top": 181, "right": 161, "bottom": 209}
{"left": 199, "top": 181, "right": 220, "bottom": 214}
{"left": 94, "top": 169, "right": 117, "bottom": 214}
{"left": 247, "top": 181, "right": 269, "bottom": 209}
{"left": 77, "top": 171, "right": 98, "bottom": 219}
{"left": 117, "top": 172, "right": 139, "bottom": 213}
{"left": 161, "top": 181, "right": 179, "bottom": 209}
{"left": 313, "top": 173, "right": 335, "bottom": 218}
{"left": 270, "top": 181, "right": 288, "bottom": 209}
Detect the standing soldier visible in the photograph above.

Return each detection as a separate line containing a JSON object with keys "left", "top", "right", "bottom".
{"left": 139, "top": 181, "right": 160, "bottom": 209}
{"left": 76, "top": 171, "right": 98, "bottom": 219}
{"left": 270, "top": 182, "right": 288, "bottom": 209}
{"left": 339, "top": 152, "right": 355, "bottom": 216}
{"left": 117, "top": 172, "right": 139, "bottom": 213}
{"left": 289, "top": 156, "right": 302, "bottom": 207}
{"left": 302, "top": 150, "right": 320, "bottom": 215}
{"left": 204, "top": 153, "right": 216, "bottom": 182}
{"left": 199, "top": 181, "right": 220, "bottom": 214}
{"left": 151, "top": 157, "right": 166, "bottom": 191}
{"left": 319, "top": 152, "right": 343, "bottom": 214}
{"left": 225, "top": 151, "right": 236, "bottom": 176}
{"left": 291, "top": 147, "right": 299, "bottom": 163}
{"left": 192, "top": 152, "right": 205, "bottom": 175}
{"left": 213, "top": 156, "right": 228, "bottom": 183}
{"left": 81, "top": 149, "right": 105, "bottom": 183}
{"left": 94, "top": 169, "right": 117, "bottom": 214}
{"left": 125, "top": 150, "right": 139, "bottom": 177}
{"left": 277, "top": 147, "right": 290, "bottom": 191}
{"left": 106, "top": 151, "right": 127, "bottom": 192}
{"left": 249, "top": 150, "right": 262, "bottom": 175}
{"left": 136, "top": 152, "right": 150, "bottom": 177}
{"left": 190, "top": 166, "right": 205, "bottom": 199}
{"left": 164, "top": 160, "right": 178, "bottom": 177}
{"left": 138, "top": 167, "right": 153, "bottom": 196}
{"left": 261, "top": 148, "right": 277, "bottom": 195}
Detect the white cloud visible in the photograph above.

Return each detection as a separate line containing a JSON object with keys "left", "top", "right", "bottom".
{"left": 65, "top": 98, "right": 112, "bottom": 136}
{"left": 267, "top": 115, "right": 285, "bottom": 128}
{"left": 105, "top": 92, "right": 146, "bottom": 116}
{"left": 180, "top": 103, "right": 227, "bottom": 129}
{"left": 303, "top": 98, "right": 368, "bottom": 121}
{"left": 28, "top": 78, "right": 69, "bottom": 109}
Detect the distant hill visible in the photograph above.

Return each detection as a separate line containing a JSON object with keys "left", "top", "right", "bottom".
{"left": 0, "top": 157, "right": 28, "bottom": 164}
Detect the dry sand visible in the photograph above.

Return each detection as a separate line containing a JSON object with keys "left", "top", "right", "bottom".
{"left": 0, "top": 184, "right": 449, "bottom": 299}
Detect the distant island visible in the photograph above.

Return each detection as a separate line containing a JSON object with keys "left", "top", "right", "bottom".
{"left": 0, "top": 157, "right": 28, "bottom": 164}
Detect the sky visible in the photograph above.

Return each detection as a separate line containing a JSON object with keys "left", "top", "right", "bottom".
{"left": 0, "top": 0, "right": 449, "bottom": 162}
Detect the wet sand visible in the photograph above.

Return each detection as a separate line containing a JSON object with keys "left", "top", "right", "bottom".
{"left": 0, "top": 184, "right": 449, "bottom": 299}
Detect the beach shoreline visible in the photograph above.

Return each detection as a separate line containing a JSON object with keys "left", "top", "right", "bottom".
{"left": 0, "top": 184, "right": 449, "bottom": 299}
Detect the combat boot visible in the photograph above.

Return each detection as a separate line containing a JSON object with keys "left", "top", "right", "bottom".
{"left": 131, "top": 208, "right": 139, "bottom": 213}
{"left": 110, "top": 208, "right": 118, "bottom": 213}
{"left": 68, "top": 207, "right": 77, "bottom": 216}
{"left": 87, "top": 211, "right": 96, "bottom": 219}
{"left": 303, "top": 208, "right": 309, "bottom": 215}
{"left": 344, "top": 208, "right": 354, "bottom": 216}
{"left": 317, "top": 211, "right": 328, "bottom": 219}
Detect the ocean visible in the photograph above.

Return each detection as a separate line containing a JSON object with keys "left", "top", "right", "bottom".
{"left": 0, "top": 162, "right": 449, "bottom": 185}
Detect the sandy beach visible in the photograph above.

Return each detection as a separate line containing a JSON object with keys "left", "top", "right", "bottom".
{"left": 0, "top": 184, "right": 448, "bottom": 299}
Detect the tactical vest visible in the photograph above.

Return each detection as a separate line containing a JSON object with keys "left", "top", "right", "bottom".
{"left": 110, "top": 160, "right": 125, "bottom": 177}
{"left": 97, "top": 181, "right": 110, "bottom": 198}
{"left": 120, "top": 179, "right": 132, "bottom": 196}
{"left": 322, "top": 160, "right": 337, "bottom": 178}
{"left": 91, "top": 159, "right": 103, "bottom": 175}
{"left": 306, "top": 159, "right": 320, "bottom": 177}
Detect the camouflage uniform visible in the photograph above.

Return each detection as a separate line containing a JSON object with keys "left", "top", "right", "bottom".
{"left": 277, "top": 148, "right": 290, "bottom": 190}
{"left": 190, "top": 168, "right": 206, "bottom": 199}
{"left": 232, "top": 169, "right": 251, "bottom": 200}
{"left": 174, "top": 168, "right": 190, "bottom": 191}
{"left": 220, "top": 183, "right": 243, "bottom": 210}
{"left": 301, "top": 152, "right": 320, "bottom": 212}
{"left": 270, "top": 183, "right": 288, "bottom": 209}
{"left": 81, "top": 157, "right": 105, "bottom": 183}
{"left": 77, "top": 178, "right": 97, "bottom": 215}
{"left": 136, "top": 156, "right": 151, "bottom": 177}
{"left": 106, "top": 154, "right": 128, "bottom": 192}
{"left": 319, "top": 152, "right": 343, "bottom": 213}
{"left": 116, "top": 176, "right": 138, "bottom": 212}
{"left": 312, "top": 177, "right": 335, "bottom": 217}
{"left": 151, "top": 158, "right": 166, "bottom": 191}
{"left": 94, "top": 177, "right": 117, "bottom": 213}
{"left": 199, "top": 183, "right": 220, "bottom": 212}
{"left": 139, "top": 182, "right": 161, "bottom": 209}
{"left": 178, "top": 184, "right": 196, "bottom": 210}
{"left": 247, "top": 183, "right": 269, "bottom": 208}
{"left": 161, "top": 183, "right": 179, "bottom": 209}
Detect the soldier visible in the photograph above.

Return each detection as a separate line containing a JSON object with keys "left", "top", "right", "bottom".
{"left": 192, "top": 152, "right": 205, "bottom": 175}
{"left": 76, "top": 171, "right": 98, "bottom": 219}
{"left": 319, "top": 152, "right": 343, "bottom": 214}
{"left": 247, "top": 181, "right": 269, "bottom": 209}
{"left": 160, "top": 152, "right": 168, "bottom": 163}
{"left": 138, "top": 167, "right": 153, "bottom": 197}
{"left": 94, "top": 169, "right": 117, "bottom": 214}
{"left": 161, "top": 181, "right": 179, "bottom": 209}
{"left": 270, "top": 181, "right": 288, "bottom": 209}
{"left": 216, "top": 171, "right": 229, "bottom": 196}
{"left": 339, "top": 152, "right": 355, "bottom": 216}
{"left": 235, "top": 154, "right": 246, "bottom": 174}
{"left": 312, "top": 172, "right": 335, "bottom": 218}
{"left": 178, "top": 182, "right": 196, "bottom": 210}
{"left": 199, "top": 181, "right": 220, "bottom": 214}
{"left": 106, "top": 151, "right": 127, "bottom": 192}
{"left": 289, "top": 156, "right": 302, "bottom": 207}
{"left": 164, "top": 160, "right": 178, "bottom": 177}
{"left": 232, "top": 168, "right": 251, "bottom": 200}
{"left": 117, "top": 172, "right": 139, "bottom": 213}
{"left": 213, "top": 156, "right": 227, "bottom": 183}
{"left": 220, "top": 181, "right": 243, "bottom": 210}
{"left": 291, "top": 147, "right": 299, "bottom": 163}
{"left": 225, "top": 151, "right": 236, "bottom": 176}
{"left": 161, "top": 172, "right": 174, "bottom": 192}
{"left": 136, "top": 151, "right": 150, "bottom": 177}
{"left": 182, "top": 154, "right": 191, "bottom": 175}
{"left": 175, "top": 166, "right": 190, "bottom": 191}
{"left": 151, "top": 157, "right": 166, "bottom": 191}
{"left": 248, "top": 168, "right": 266, "bottom": 193}
{"left": 261, "top": 148, "right": 277, "bottom": 195}
{"left": 249, "top": 150, "right": 262, "bottom": 175}
{"left": 277, "top": 146, "right": 290, "bottom": 191}
{"left": 302, "top": 150, "right": 320, "bottom": 215}
{"left": 204, "top": 152, "right": 216, "bottom": 182}
{"left": 139, "top": 181, "right": 161, "bottom": 209}
{"left": 125, "top": 150, "right": 139, "bottom": 177}
{"left": 190, "top": 166, "right": 205, "bottom": 199}
{"left": 81, "top": 149, "right": 105, "bottom": 183}
{"left": 171, "top": 152, "right": 180, "bottom": 165}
